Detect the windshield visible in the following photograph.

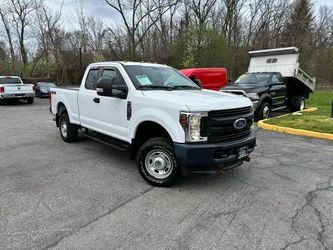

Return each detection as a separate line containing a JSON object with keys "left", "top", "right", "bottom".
{"left": 235, "top": 73, "right": 271, "bottom": 85}
{"left": 0, "top": 78, "right": 22, "bottom": 84}
{"left": 124, "top": 65, "right": 200, "bottom": 90}
{"left": 38, "top": 82, "right": 56, "bottom": 88}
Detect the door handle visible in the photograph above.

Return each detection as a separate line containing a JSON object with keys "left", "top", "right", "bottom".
{"left": 93, "top": 97, "right": 100, "bottom": 103}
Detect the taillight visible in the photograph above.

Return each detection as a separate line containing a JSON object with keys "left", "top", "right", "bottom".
{"left": 0, "top": 87, "right": 4, "bottom": 93}
{"left": 49, "top": 91, "right": 52, "bottom": 106}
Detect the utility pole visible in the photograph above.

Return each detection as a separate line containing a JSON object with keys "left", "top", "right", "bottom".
{"left": 79, "top": 47, "right": 83, "bottom": 78}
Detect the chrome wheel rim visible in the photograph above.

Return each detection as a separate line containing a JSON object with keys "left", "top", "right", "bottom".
{"left": 263, "top": 106, "right": 270, "bottom": 119}
{"left": 145, "top": 149, "right": 173, "bottom": 179}
{"left": 300, "top": 99, "right": 305, "bottom": 111}
{"left": 60, "top": 120, "right": 68, "bottom": 138}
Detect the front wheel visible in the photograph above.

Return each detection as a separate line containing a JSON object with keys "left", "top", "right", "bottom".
{"left": 137, "top": 137, "right": 180, "bottom": 187}
{"left": 59, "top": 112, "right": 78, "bottom": 143}
{"left": 255, "top": 102, "right": 271, "bottom": 121}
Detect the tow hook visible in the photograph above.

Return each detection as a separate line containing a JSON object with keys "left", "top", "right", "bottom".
{"left": 243, "top": 156, "right": 251, "bottom": 162}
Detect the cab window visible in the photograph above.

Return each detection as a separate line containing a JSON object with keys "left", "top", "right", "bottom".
{"left": 102, "top": 69, "right": 126, "bottom": 86}
{"left": 271, "top": 75, "right": 282, "bottom": 84}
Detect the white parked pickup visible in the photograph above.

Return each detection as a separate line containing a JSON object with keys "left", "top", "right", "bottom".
{"left": 50, "top": 62, "right": 256, "bottom": 186}
{"left": 0, "top": 76, "right": 35, "bottom": 104}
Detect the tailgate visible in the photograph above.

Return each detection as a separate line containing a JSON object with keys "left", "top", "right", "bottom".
{"left": 4, "top": 84, "right": 34, "bottom": 94}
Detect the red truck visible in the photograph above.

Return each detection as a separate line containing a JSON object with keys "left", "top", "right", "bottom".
{"left": 180, "top": 68, "right": 228, "bottom": 91}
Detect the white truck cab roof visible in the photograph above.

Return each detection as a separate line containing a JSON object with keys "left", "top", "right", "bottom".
{"left": 89, "top": 61, "right": 170, "bottom": 68}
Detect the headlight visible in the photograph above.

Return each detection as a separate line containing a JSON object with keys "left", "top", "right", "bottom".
{"left": 247, "top": 93, "right": 259, "bottom": 101}
{"left": 180, "top": 112, "right": 208, "bottom": 142}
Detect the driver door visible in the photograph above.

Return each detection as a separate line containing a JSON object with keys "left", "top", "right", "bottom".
{"left": 79, "top": 66, "right": 129, "bottom": 142}
{"left": 270, "top": 74, "right": 286, "bottom": 108}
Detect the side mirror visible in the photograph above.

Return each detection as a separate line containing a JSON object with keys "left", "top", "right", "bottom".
{"left": 96, "top": 77, "right": 113, "bottom": 97}
{"left": 96, "top": 77, "right": 128, "bottom": 99}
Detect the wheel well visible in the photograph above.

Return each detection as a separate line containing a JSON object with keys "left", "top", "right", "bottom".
{"left": 131, "top": 121, "right": 172, "bottom": 159}
{"left": 56, "top": 102, "right": 67, "bottom": 127}
{"left": 261, "top": 97, "right": 272, "bottom": 107}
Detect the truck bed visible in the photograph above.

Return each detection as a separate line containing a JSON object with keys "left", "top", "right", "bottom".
{"left": 50, "top": 87, "right": 80, "bottom": 125}
{"left": 295, "top": 67, "right": 315, "bottom": 92}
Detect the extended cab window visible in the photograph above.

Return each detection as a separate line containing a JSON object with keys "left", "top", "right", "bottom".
{"left": 85, "top": 68, "right": 99, "bottom": 90}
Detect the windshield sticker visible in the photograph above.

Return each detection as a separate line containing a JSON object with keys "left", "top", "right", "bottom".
{"left": 136, "top": 75, "right": 152, "bottom": 85}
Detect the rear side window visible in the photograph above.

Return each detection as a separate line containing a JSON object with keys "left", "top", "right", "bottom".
{"left": 85, "top": 69, "right": 99, "bottom": 90}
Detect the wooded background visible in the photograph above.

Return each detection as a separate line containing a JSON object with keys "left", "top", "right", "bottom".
{"left": 0, "top": 0, "right": 332, "bottom": 88}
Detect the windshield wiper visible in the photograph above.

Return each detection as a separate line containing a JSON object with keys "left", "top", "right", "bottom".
{"left": 171, "top": 85, "right": 200, "bottom": 90}
{"left": 138, "top": 85, "right": 173, "bottom": 90}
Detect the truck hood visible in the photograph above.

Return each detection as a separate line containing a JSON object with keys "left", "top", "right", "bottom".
{"left": 222, "top": 83, "right": 267, "bottom": 94}
{"left": 141, "top": 89, "right": 252, "bottom": 111}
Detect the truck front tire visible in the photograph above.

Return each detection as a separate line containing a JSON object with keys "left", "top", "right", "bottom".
{"left": 256, "top": 102, "right": 271, "bottom": 121}
{"left": 59, "top": 112, "right": 78, "bottom": 143}
{"left": 137, "top": 137, "right": 180, "bottom": 187}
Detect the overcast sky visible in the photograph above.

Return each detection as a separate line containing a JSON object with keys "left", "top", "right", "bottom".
{"left": 45, "top": 0, "right": 333, "bottom": 31}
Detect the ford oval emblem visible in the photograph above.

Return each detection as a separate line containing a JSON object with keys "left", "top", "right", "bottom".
{"left": 233, "top": 118, "right": 247, "bottom": 130}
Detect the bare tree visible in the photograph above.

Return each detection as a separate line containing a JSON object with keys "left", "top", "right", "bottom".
{"left": 105, "top": 0, "right": 178, "bottom": 59}
{"left": 315, "top": 5, "right": 333, "bottom": 48}
{"left": 10, "top": 0, "right": 39, "bottom": 68}
{"left": 0, "top": 2, "right": 16, "bottom": 64}
{"left": 187, "top": 0, "right": 217, "bottom": 27}
{"left": 33, "top": 0, "right": 62, "bottom": 76}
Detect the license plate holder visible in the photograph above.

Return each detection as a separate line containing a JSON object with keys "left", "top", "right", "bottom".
{"left": 237, "top": 146, "right": 248, "bottom": 159}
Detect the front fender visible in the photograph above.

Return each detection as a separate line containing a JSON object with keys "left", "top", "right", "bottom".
{"left": 130, "top": 107, "right": 185, "bottom": 143}
{"left": 258, "top": 93, "right": 272, "bottom": 107}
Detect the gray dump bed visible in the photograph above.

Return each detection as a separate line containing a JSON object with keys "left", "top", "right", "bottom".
{"left": 248, "top": 47, "right": 315, "bottom": 92}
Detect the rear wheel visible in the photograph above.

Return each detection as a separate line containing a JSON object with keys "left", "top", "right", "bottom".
{"left": 137, "top": 137, "right": 179, "bottom": 187}
{"left": 289, "top": 96, "right": 305, "bottom": 112}
{"left": 59, "top": 112, "right": 78, "bottom": 143}
{"left": 27, "top": 97, "right": 34, "bottom": 104}
{"left": 255, "top": 102, "right": 270, "bottom": 121}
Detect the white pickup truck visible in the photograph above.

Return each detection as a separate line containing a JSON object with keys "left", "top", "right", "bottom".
{"left": 0, "top": 76, "right": 35, "bottom": 104}
{"left": 50, "top": 62, "right": 256, "bottom": 186}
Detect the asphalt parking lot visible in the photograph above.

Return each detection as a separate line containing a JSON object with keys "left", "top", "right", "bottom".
{"left": 1, "top": 98, "right": 333, "bottom": 250}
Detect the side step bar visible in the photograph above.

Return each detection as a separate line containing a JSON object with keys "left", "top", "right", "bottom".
{"left": 272, "top": 106, "right": 287, "bottom": 112}
{"left": 83, "top": 129, "right": 130, "bottom": 151}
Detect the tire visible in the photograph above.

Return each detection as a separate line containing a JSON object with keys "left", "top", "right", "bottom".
{"left": 59, "top": 112, "right": 78, "bottom": 143}
{"left": 137, "top": 137, "right": 180, "bottom": 187}
{"left": 27, "top": 97, "right": 34, "bottom": 104}
{"left": 255, "top": 102, "right": 271, "bottom": 121}
{"left": 289, "top": 96, "right": 305, "bottom": 112}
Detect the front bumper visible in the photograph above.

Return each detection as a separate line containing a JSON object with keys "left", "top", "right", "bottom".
{"left": 0, "top": 93, "right": 35, "bottom": 99}
{"left": 40, "top": 92, "right": 49, "bottom": 97}
{"left": 174, "top": 131, "right": 256, "bottom": 174}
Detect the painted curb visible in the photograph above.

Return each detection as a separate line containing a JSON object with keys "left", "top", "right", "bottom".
{"left": 257, "top": 107, "right": 333, "bottom": 141}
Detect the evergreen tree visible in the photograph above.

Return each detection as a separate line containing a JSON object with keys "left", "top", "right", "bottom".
{"left": 283, "top": 0, "right": 315, "bottom": 51}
